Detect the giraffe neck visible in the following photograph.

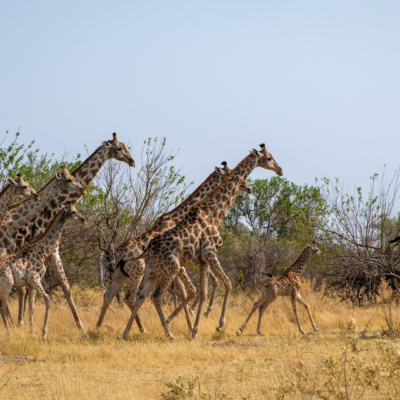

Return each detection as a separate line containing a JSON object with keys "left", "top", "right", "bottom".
{"left": 124, "top": 170, "right": 225, "bottom": 250}
{"left": 18, "top": 210, "right": 68, "bottom": 257}
{"left": 283, "top": 246, "right": 312, "bottom": 276}
{"left": 0, "top": 184, "right": 16, "bottom": 224}
{"left": 8, "top": 145, "right": 112, "bottom": 251}
{"left": 200, "top": 154, "right": 257, "bottom": 225}
{"left": 5, "top": 179, "right": 61, "bottom": 235}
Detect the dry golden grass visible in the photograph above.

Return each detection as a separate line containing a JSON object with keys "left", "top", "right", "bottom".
{"left": 1, "top": 283, "right": 400, "bottom": 399}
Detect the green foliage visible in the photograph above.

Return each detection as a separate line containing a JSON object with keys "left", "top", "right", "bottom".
{"left": 225, "top": 177, "right": 327, "bottom": 242}
{"left": 0, "top": 131, "right": 82, "bottom": 190}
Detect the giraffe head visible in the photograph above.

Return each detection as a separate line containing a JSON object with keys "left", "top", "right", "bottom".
{"left": 104, "top": 133, "right": 135, "bottom": 167}
{"left": 251, "top": 144, "right": 283, "bottom": 176}
{"left": 216, "top": 161, "right": 253, "bottom": 194}
{"left": 8, "top": 174, "right": 40, "bottom": 200}
{"left": 310, "top": 240, "right": 324, "bottom": 257}
{"left": 62, "top": 202, "right": 86, "bottom": 224}
{"left": 57, "top": 166, "right": 87, "bottom": 194}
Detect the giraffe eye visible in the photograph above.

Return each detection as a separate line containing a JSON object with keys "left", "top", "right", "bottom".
{"left": 22, "top": 185, "right": 27, "bottom": 189}
{"left": 67, "top": 179, "right": 72, "bottom": 182}
{"left": 72, "top": 211, "right": 76, "bottom": 214}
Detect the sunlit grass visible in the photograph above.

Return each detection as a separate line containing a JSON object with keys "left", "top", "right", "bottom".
{"left": 0, "top": 283, "right": 399, "bottom": 399}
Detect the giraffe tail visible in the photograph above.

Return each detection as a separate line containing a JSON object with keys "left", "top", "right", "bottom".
{"left": 117, "top": 251, "right": 148, "bottom": 278}
{"left": 117, "top": 259, "right": 130, "bottom": 278}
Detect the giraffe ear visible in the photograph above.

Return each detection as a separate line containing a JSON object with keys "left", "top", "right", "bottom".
{"left": 55, "top": 172, "right": 62, "bottom": 180}
{"left": 252, "top": 149, "right": 261, "bottom": 157}
{"left": 103, "top": 141, "right": 111, "bottom": 147}
{"left": 7, "top": 178, "right": 17, "bottom": 186}
{"left": 215, "top": 167, "right": 222, "bottom": 174}
{"left": 61, "top": 204, "right": 66, "bottom": 210}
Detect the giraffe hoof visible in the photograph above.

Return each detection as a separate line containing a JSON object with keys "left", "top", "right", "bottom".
{"left": 239, "top": 326, "right": 243, "bottom": 333}
{"left": 258, "top": 333, "right": 265, "bottom": 337}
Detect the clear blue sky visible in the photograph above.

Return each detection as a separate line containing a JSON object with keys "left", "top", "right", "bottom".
{"left": 1, "top": 1, "right": 399, "bottom": 195}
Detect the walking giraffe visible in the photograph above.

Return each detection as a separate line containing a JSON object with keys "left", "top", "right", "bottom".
{"left": 0, "top": 166, "right": 85, "bottom": 258}
{"left": 122, "top": 144, "right": 282, "bottom": 340}
{"left": 0, "top": 204, "right": 86, "bottom": 340}
{"left": 10, "top": 133, "right": 135, "bottom": 330}
{"left": 0, "top": 174, "right": 39, "bottom": 225}
{"left": 96, "top": 161, "right": 252, "bottom": 331}
{"left": 238, "top": 241, "right": 324, "bottom": 336}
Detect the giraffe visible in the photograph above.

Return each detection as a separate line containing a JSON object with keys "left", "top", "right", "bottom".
{"left": 122, "top": 144, "right": 282, "bottom": 340}
{"left": 189, "top": 161, "right": 251, "bottom": 318}
{"left": 96, "top": 161, "right": 252, "bottom": 330}
{"left": 0, "top": 204, "right": 86, "bottom": 340}
{"left": 0, "top": 166, "right": 86, "bottom": 257}
{"left": 238, "top": 241, "right": 324, "bottom": 336}
{"left": 0, "top": 174, "right": 39, "bottom": 225}
{"left": 10, "top": 133, "right": 135, "bottom": 330}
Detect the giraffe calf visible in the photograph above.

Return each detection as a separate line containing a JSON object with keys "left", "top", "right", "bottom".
{"left": 238, "top": 241, "right": 324, "bottom": 336}
{"left": 0, "top": 203, "right": 85, "bottom": 340}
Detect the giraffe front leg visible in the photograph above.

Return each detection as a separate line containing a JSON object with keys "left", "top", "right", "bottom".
{"left": 203, "top": 253, "right": 232, "bottom": 332}
{"left": 29, "top": 273, "right": 52, "bottom": 341}
{"left": 291, "top": 291, "right": 305, "bottom": 335}
{"left": 28, "top": 287, "right": 36, "bottom": 334}
{"left": 18, "top": 287, "right": 26, "bottom": 326}
{"left": 297, "top": 293, "right": 318, "bottom": 332}
{"left": 46, "top": 249, "right": 84, "bottom": 331}
{"left": 6, "top": 304, "right": 14, "bottom": 327}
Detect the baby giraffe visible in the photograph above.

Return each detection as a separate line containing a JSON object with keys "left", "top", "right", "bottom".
{"left": 0, "top": 203, "right": 85, "bottom": 340}
{"left": 238, "top": 241, "right": 324, "bottom": 336}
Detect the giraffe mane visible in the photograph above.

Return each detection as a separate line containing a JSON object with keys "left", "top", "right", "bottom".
{"left": 70, "top": 144, "right": 103, "bottom": 177}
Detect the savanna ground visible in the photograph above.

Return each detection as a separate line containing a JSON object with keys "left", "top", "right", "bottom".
{"left": 1, "top": 283, "right": 400, "bottom": 400}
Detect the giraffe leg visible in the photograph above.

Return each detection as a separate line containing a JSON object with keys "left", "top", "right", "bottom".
{"left": 202, "top": 253, "right": 232, "bottom": 332}
{"left": 28, "top": 287, "right": 36, "bottom": 333}
{"left": 204, "top": 270, "right": 219, "bottom": 318}
{"left": 121, "top": 260, "right": 147, "bottom": 334}
{"left": 97, "top": 265, "right": 129, "bottom": 328}
{"left": 6, "top": 304, "right": 14, "bottom": 327}
{"left": 18, "top": 287, "right": 26, "bottom": 326}
{"left": 292, "top": 290, "right": 305, "bottom": 334}
{"left": 28, "top": 273, "right": 51, "bottom": 341}
{"left": 256, "top": 304, "right": 268, "bottom": 336}
{"left": 297, "top": 293, "right": 318, "bottom": 332}
{"left": 238, "top": 295, "right": 266, "bottom": 334}
{"left": 189, "top": 262, "right": 208, "bottom": 339}
{"left": 46, "top": 250, "right": 84, "bottom": 330}
{"left": 123, "top": 287, "right": 146, "bottom": 334}
{"left": 123, "top": 268, "right": 157, "bottom": 340}
{"left": 169, "top": 273, "right": 194, "bottom": 332}
{"left": 0, "top": 267, "right": 14, "bottom": 331}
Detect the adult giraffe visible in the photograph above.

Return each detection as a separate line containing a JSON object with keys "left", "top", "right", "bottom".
{"left": 96, "top": 161, "right": 252, "bottom": 330}
{"left": 0, "top": 167, "right": 85, "bottom": 257}
{"left": 123, "top": 144, "right": 282, "bottom": 340}
{"left": 6, "top": 133, "right": 135, "bottom": 330}
{"left": 0, "top": 174, "right": 39, "bottom": 225}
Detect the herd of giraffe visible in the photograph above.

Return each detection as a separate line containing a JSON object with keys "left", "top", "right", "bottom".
{"left": 0, "top": 133, "right": 324, "bottom": 341}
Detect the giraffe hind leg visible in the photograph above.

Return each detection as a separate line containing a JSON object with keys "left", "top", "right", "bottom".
{"left": 204, "top": 270, "right": 219, "bottom": 318}
{"left": 291, "top": 291, "right": 305, "bottom": 335}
